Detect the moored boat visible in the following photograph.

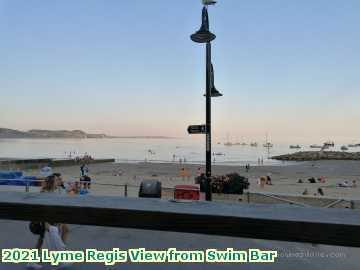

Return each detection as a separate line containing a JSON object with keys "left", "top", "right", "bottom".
{"left": 290, "top": 145, "right": 301, "bottom": 149}
{"left": 310, "top": 144, "right": 322, "bottom": 148}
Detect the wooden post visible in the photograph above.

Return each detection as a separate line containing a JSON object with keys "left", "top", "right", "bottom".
{"left": 124, "top": 184, "right": 128, "bottom": 197}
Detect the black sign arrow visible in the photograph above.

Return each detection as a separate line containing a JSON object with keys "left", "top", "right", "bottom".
{"left": 187, "top": 125, "right": 207, "bottom": 134}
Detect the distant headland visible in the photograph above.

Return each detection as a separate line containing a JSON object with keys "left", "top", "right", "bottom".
{"left": 0, "top": 128, "right": 173, "bottom": 139}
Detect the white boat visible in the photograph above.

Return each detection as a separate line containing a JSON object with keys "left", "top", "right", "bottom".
{"left": 263, "top": 133, "right": 273, "bottom": 148}
{"left": 310, "top": 144, "right": 322, "bottom": 148}
{"left": 224, "top": 133, "right": 233, "bottom": 146}
{"left": 290, "top": 145, "right": 301, "bottom": 149}
{"left": 263, "top": 142, "right": 273, "bottom": 148}
{"left": 324, "top": 141, "right": 335, "bottom": 147}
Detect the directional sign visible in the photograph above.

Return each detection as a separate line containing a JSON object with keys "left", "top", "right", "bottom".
{"left": 188, "top": 125, "right": 207, "bottom": 134}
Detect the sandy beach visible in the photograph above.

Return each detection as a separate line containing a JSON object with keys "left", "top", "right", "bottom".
{"left": 18, "top": 160, "right": 360, "bottom": 199}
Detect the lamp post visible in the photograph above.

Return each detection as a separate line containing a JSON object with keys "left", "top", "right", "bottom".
{"left": 190, "top": 1, "right": 222, "bottom": 201}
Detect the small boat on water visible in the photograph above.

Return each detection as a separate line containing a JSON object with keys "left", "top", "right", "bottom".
{"left": 289, "top": 145, "right": 301, "bottom": 149}
{"left": 250, "top": 142, "right": 258, "bottom": 147}
{"left": 324, "top": 141, "right": 335, "bottom": 147}
{"left": 263, "top": 142, "right": 273, "bottom": 148}
{"left": 310, "top": 144, "right": 322, "bottom": 148}
{"left": 341, "top": 145, "right": 349, "bottom": 151}
{"left": 224, "top": 133, "right": 233, "bottom": 146}
{"left": 213, "top": 152, "right": 225, "bottom": 156}
{"left": 263, "top": 133, "right": 273, "bottom": 148}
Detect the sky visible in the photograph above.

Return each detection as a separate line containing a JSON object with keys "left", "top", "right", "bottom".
{"left": 0, "top": 0, "right": 359, "bottom": 143}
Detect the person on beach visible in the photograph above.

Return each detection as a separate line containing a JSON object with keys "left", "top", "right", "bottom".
{"left": 266, "top": 174, "right": 272, "bottom": 185}
{"left": 81, "top": 175, "right": 92, "bottom": 189}
{"left": 317, "top": 188, "right": 325, "bottom": 196}
{"left": 308, "top": 177, "right": 316, "bottom": 183}
{"left": 260, "top": 176, "right": 267, "bottom": 188}
{"left": 68, "top": 181, "right": 81, "bottom": 195}
{"left": 80, "top": 164, "right": 88, "bottom": 177}
{"left": 39, "top": 164, "right": 53, "bottom": 179}
{"left": 317, "top": 176, "right": 326, "bottom": 183}
{"left": 197, "top": 167, "right": 203, "bottom": 177}
{"left": 180, "top": 167, "right": 189, "bottom": 179}
{"left": 53, "top": 173, "right": 66, "bottom": 192}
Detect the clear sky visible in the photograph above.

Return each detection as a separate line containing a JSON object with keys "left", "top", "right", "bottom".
{"left": 1, "top": 0, "right": 359, "bottom": 143}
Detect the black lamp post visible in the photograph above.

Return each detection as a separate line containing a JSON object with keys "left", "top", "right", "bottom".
{"left": 191, "top": 2, "right": 222, "bottom": 201}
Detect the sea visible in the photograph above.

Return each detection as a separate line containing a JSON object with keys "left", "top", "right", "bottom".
{"left": 0, "top": 138, "right": 356, "bottom": 166}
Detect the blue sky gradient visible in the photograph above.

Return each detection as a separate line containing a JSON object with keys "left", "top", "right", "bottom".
{"left": 1, "top": 0, "right": 359, "bottom": 142}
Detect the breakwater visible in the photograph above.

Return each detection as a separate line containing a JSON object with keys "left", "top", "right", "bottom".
{"left": 0, "top": 158, "right": 115, "bottom": 169}
{"left": 271, "top": 151, "right": 360, "bottom": 161}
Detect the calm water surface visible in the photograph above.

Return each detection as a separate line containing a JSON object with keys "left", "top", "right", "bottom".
{"left": 0, "top": 138, "right": 355, "bottom": 166}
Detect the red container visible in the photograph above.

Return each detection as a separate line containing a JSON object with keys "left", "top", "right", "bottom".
{"left": 174, "top": 185, "right": 200, "bottom": 200}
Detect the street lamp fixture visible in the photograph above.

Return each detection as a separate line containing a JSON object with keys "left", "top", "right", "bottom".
{"left": 190, "top": 7, "right": 216, "bottom": 43}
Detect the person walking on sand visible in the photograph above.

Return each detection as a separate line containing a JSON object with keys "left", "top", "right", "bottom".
{"left": 266, "top": 173, "right": 272, "bottom": 185}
